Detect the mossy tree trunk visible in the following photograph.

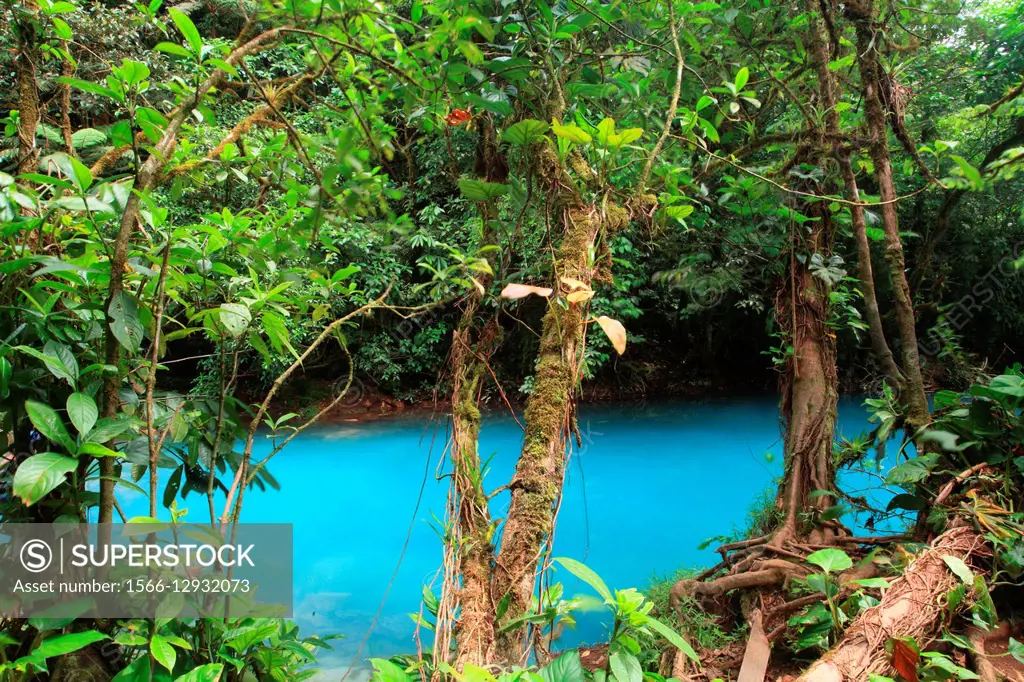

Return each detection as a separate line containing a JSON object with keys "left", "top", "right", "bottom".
{"left": 442, "top": 118, "right": 503, "bottom": 671}
{"left": 490, "top": 94, "right": 629, "bottom": 664}
{"left": 845, "top": 0, "right": 930, "bottom": 434}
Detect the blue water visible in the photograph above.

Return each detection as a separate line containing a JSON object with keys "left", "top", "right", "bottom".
{"left": 117, "top": 396, "right": 901, "bottom": 677}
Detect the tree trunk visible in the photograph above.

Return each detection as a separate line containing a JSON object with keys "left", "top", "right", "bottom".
{"left": 808, "top": 0, "right": 903, "bottom": 391}
{"left": 446, "top": 312, "right": 500, "bottom": 669}
{"left": 846, "top": 0, "right": 930, "bottom": 433}
{"left": 491, "top": 108, "right": 629, "bottom": 659}
{"left": 838, "top": 152, "right": 904, "bottom": 390}
{"left": 775, "top": 215, "right": 839, "bottom": 544}
{"left": 441, "top": 119, "right": 504, "bottom": 670}
{"left": 773, "top": 2, "right": 841, "bottom": 545}
{"left": 795, "top": 526, "right": 986, "bottom": 682}
{"left": 14, "top": 2, "right": 40, "bottom": 179}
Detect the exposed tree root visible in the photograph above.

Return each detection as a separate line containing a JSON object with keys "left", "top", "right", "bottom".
{"left": 967, "top": 625, "right": 1003, "bottom": 682}
{"left": 794, "top": 526, "right": 989, "bottom": 682}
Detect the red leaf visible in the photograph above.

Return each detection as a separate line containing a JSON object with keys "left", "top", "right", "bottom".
{"left": 891, "top": 638, "right": 919, "bottom": 682}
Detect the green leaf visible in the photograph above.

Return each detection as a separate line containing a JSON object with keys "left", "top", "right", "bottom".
{"left": 168, "top": 8, "right": 202, "bottom": 55}
{"left": 43, "top": 340, "right": 78, "bottom": 385}
{"left": 77, "top": 442, "right": 121, "bottom": 458}
{"left": 551, "top": 123, "right": 592, "bottom": 144}
{"left": 609, "top": 651, "right": 642, "bottom": 682}
{"left": 422, "top": 585, "right": 440, "bottom": 616}
{"left": 86, "top": 417, "right": 131, "bottom": 444}
{"left": 554, "top": 557, "right": 612, "bottom": 602}
{"left": 0, "top": 356, "right": 10, "bottom": 399}
{"left": 25, "top": 400, "right": 76, "bottom": 452}
{"left": 458, "top": 179, "right": 508, "bottom": 201}
{"left": 22, "top": 631, "right": 107, "bottom": 666}
{"left": 14, "top": 453, "right": 77, "bottom": 505}
{"left": 695, "top": 95, "right": 715, "bottom": 112}
{"left": 173, "top": 664, "right": 224, "bottom": 682}
{"left": 502, "top": 119, "right": 549, "bottom": 145}
{"left": 806, "top": 548, "right": 852, "bottom": 573}
{"left": 150, "top": 634, "right": 176, "bottom": 672}
{"left": 67, "top": 392, "right": 98, "bottom": 437}
{"left": 886, "top": 454, "right": 939, "bottom": 486}
{"left": 734, "top": 66, "right": 750, "bottom": 91}
{"left": 112, "top": 655, "right": 152, "bottom": 682}
{"left": 155, "top": 42, "right": 195, "bottom": 59}
{"left": 369, "top": 658, "right": 412, "bottom": 682}
{"left": 644, "top": 615, "right": 700, "bottom": 662}
{"left": 1008, "top": 638, "right": 1024, "bottom": 664}
{"left": 887, "top": 493, "right": 928, "bottom": 512}
{"left": 69, "top": 156, "right": 93, "bottom": 191}
{"left": 665, "top": 205, "right": 694, "bottom": 220}
{"left": 109, "top": 291, "right": 144, "bottom": 354}
{"left": 845, "top": 577, "right": 890, "bottom": 589}
{"left": 218, "top": 303, "right": 251, "bottom": 338}
{"left": 59, "top": 77, "right": 119, "bottom": 100}
{"left": 942, "top": 556, "right": 973, "bottom": 585}
{"left": 539, "top": 650, "right": 585, "bottom": 682}
{"left": 261, "top": 311, "right": 295, "bottom": 359}
{"left": 950, "top": 155, "right": 983, "bottom": 188}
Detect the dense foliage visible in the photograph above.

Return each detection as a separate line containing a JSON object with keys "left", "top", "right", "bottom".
{"left": 0, "top": 0, "right": 1022, "bottom": 679}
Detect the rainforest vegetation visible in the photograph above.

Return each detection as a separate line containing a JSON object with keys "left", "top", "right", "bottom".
{"left": 0, "top": 0, "right": 1023, "bottom": 679}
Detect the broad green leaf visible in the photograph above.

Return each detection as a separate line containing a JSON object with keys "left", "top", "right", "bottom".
{"left": 43, "top": 340, "right": 78, "bottom": 385}
{"left": 174, "top": 664, "right": 224, "bottom": 682}
{"left": 539, "top": 650, "right": 585, "bottom": 682}
{"left": 169, "top": 8, "right": 202, "bottom": 55}
{"left": 218, "top": 303, "right": 251, "bottom": 338}
{"left": 14, "top": 453, "right": 77, "bottom": 505}
{"left": 942, "top": 555, "right": 973, "bottom": 585}
{"left": 19, "top": 631, "right": 107, "bottom": 668}
{"left": 150, "top": 634, "right": 176, "bottom": 672}
{"left": 16, "top": 344, "right": 75, "bottom": 386}
{"left": 806, "top": 548, "right": 852, "bottom": 573}
{"left": 886, "top": 454, "right": 939, "bottom": 486}
{"left": 551, "top": 123, "right": 592, "bottom": 144}
{"left": 735, "top": 66, "right": 750, "bottom": 91}
{"left": 695, "top": 95, "right": 715, "bottom": 112}
{"left": 77, "top": 442, "right": 120, "bottom": 458}
{"left": 109, "top": 291, "right": 144, "bottom": 354}
{"left": 67, "top": 392, "right": 98, "bottom": 437}
{"left": 86, "top": 417, "right": 132, "bottom": 444}
{"left": 609, "top": 651, "right": 642, "bottom": 682}
{"left": 369, "top": 658, "right": 411, "bottom": 682}
{"left": 1008, "top": 638, "right": 1024, "bottom": 664}
{"left": 665, "top": 205, "right": 694, "bottom": 220}
{"left": 458, "top": 179, "right": 508, "bottom": 201}
{"left": 69, "top": 156, "right": 93, "bottom": 191}
{"left": 502, "top": 119, "right": 549, "bottom": 145}
{"left": 25, "top": 400, "right": 76, "bottom": 452}
{"left": 59, "top": 77, "right": 119, "bottom": 100}
{"left": 950, "top": 155, "right": 983, "bottom": 188}
{"left": 112, "top": 655, "right": 152, "bottom": 682}
{"left": 155, "top": 42, "right": 194, "bottom": 59}
{"left": 554, "top": 557, "right": 612, "bottom": 602}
